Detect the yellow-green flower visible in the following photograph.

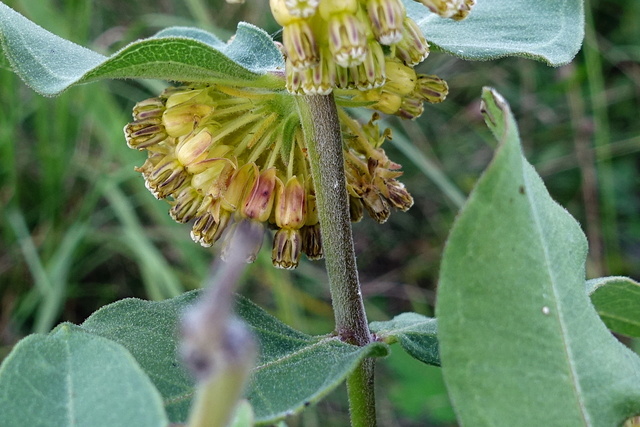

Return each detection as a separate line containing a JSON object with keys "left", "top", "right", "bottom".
{"left": 125, "top": 83, "right": 413, "bottom": 268}
{"left": 271, "top": 0, "right": 473, "bottom": 95}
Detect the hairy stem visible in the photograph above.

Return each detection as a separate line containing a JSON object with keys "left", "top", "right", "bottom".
{"left": 295, "top": 94, "right": 375, "bottom": 426}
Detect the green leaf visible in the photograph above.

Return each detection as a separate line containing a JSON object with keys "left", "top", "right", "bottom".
{"left": 587, "top": 276, "right": 640, "bottom": 338}
{"left": 0, "top": 324, "right": 167, "bottom": 427}
{"left": 405, "top": 0, "right": 584, "bottom": 66}
{"left": 436, "top": 87, "right": 640, "bottom": 426}
{"left": 81, "top": 292, "right": 199, "bottom": 422}
{"left": 0, "top": 3, "right": 284, "bottom": 96}
{"left": 369, "top": 312, "right": 439, "bottom": 366}
{"left": 81, "top": 291, "right": 388, "bottom": 425}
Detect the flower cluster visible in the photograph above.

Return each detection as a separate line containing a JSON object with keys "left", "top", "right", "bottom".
{"left": 125, "top": 84, "right": 411, "bottom": 269}
{"left": 271, "top": 0, "right": 473, "bottom": 97}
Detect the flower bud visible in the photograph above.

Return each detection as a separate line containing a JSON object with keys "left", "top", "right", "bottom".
{"left": 191, "top": 157, "right": 236, "bottom": 196}
{"left": 304, "top": 178, "right": 319, "bottom": 225}
{"left": 242, "top": 168, "right": 277, "bottom": 222}
{"left": 301, "top": 224, "right": 323, "bottom": 260}
{"left": 384, "top": 60, "right": 417, "bottom": 95}
{"left": 162, "top": 102, "right": 214, "bottom": 137}
{"left": 275, "top": 176, "right": 306, "bottom": 229}
{"left": 221, "top": 163, "right": 259, "bottom": 213}
{"left": 177, "top": 128, "right": 213, "bottom": 168}
{"left": 272, "top": 228, "right": 302, "bottom": 269}
{"left": 349, "top": 195, "right": 364, "bottom": 222}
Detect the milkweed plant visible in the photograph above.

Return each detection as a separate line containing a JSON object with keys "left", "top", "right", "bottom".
{"left": 1, "top": 0, "right": 640, "bottom": 426}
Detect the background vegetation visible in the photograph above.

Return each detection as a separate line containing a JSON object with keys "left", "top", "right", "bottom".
{"left": 0, "top": 0, "right": 638, "bottom": 425}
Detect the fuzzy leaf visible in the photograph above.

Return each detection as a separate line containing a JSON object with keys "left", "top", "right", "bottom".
{"left": 405, "top": 0, "right": 584, "bottom": 66}
{"left": 0, "top": 3, "right": 284, "bottom": 96}
{"left": 370, "top": 313, "right": 439, "bottom": 366}
{"left": 587, "top": 276, "right": 640, "bottom": 338}
{"left": 436, "top": 87, "right": 640, "bottom": 426}
{"left": 0, "top": 325, "right": 168, "bottom": 427}
{"left": 81, "top": 292, "right": 199, "bottom": 422}
{"left": 81, "top": 291, "right": 387, "bottom": 425}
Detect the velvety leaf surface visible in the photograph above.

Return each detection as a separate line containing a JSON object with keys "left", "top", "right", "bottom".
{"left": 370, "top": 313, "right": 439, "bottom": 366}
{"left": 436, "top": 87, "right": 640, "bottom": 426}
{"left": 0, "top": 3, "right": 284, "bottom": 96}
{"left": 405, "top": 0, "right": 584, "bottom": 66}
{"left": 587, "top": 276, "right": 640, "bottom": 338}
{"left": 81, "top": 292, "right": 199, "bottom": 422}
{"left": 0, "top": 325, "right": 167, "bottom": 427}
{"left": 81, "top": 291, "right": 387, "bottom": 425}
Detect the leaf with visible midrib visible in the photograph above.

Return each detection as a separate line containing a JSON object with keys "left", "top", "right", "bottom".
{"left": 81, "top": 291, "right": 387, "bottom": 425}
{"left": 405, "top": 0, "right": 584, "bottom": 66}
{"left": 437, "top": 87, "right": 640, "bottom": 426}
{"left": 0, "top": 3, "right": 284, "bottom": 96}
{"left": 0, "top": 325, "right": 168, "bottom": 427}
{"left": 587, "top": 276, "right": 640, "bottom": 338}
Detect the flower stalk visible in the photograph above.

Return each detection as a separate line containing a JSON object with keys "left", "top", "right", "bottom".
{"left": 295, "top": 93, "right": 376, "bottom": 426}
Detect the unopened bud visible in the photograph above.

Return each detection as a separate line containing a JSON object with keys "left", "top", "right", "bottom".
{"left": 163, "top": 102, "right": 214, "bottom": 137}
{"left": 242, "top": 168, "right": 277, "bottom": 222}
{"left": 177, "top": 128, "right": 213, "bottom": 167}
{"left": 221, "top": 163, "right": 259, "bottom": 213}
{"left": 301, "top": 223, "right": 323, "bottom": 260}
{"left": 275, "top": 176, "right": 306, "bottom": 229}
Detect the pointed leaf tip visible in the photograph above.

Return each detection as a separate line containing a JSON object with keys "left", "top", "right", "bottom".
{"left": 437, "top": 88, "right": 640, "bottom": 426}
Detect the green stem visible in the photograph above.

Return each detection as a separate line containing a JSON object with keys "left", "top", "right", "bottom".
{"left": 295, "top": 94, "right": 376, "bottom": 426}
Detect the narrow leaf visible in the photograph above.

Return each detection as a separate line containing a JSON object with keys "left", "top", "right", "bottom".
{"left": 437, "top": 87, "right": 640, "bottom": 426}
{"left": 370, "top": 313, "right": 439, "bottom": 366}
{"left": 0, "top": 3, "right": 284, "bottom": 96}
{"left": 81, "top": 291, "right": 388, "bottom": 425}
{"left": 587, "top": 276, "right": 640, "bottom": 338}
{"left": 0, "top": 325, "right": 167, "bottom": 427}
{"left": 405, "top": 0, "right": 584, "bottom": 66}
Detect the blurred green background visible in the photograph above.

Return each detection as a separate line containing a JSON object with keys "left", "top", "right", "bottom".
{"left": 0, "top": 0, "right": 638, "bottom": 425}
